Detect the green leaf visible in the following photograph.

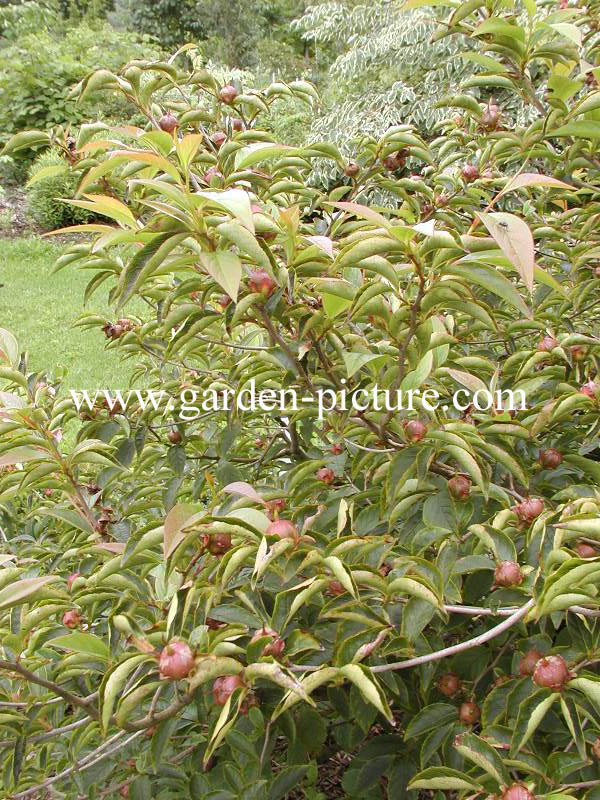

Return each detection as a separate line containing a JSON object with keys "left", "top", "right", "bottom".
{"left": 268, "top": 766, "right": 309, "bottom": 800}
{"left": 49, "top": 632, "right": 110, "bottom": 661}
{"left": 408, "top": 767, "right": 484, "bottom": 791}
{"left": 199, "top": 251, "right": 243, "bottom": 303}
{"left": 0, "top": 576, "right": 59, "bottom": 611}
{"left": 196, "top": 188, "right": 255, "bottom": 232}
{"left": 477, "top": 212, "right": 535, "bottom": 293}
{"left": 235, "top": 143, "right": 297, "bottom": 170}
{"left": 340, "top": 664, "right": 394, "bottom": 723}
{"left": 552, "top": 122, "right": 600, "bottom": 139}
{"left": 0, "top": 447, "right": 47, "bottom": 467}
{"left": 342, "top": 352, "right": 383, "bottom": 378}
{"left": 163, "top": 503, "right": 202, "bottom": 559}
{"left": 453, "top": 732, "right": 510, "bottom": 787}
{"left": 1, "top": 130, "right": 50, "bottom": 155}
{"left": 404, "top": 703, "right": 457, "bottom": 739}
{"left": 448, "top": 262, "right": 531, "bottom": 317}
{"left": 510, "top": 689, "right": 557, "bottom": 755}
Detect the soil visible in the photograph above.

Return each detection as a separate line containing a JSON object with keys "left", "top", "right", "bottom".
{"left": 0, "top": 185, "right": 40, "bottom": 238}
{"left": 0, "top": 184, "right": 89, "bottom": 244}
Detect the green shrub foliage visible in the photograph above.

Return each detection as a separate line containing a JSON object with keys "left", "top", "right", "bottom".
{"left": 27, "top": 147, "right": 94, "bottom": 229}
{"left": 0, "top": 20, "right": 162, "bottom": 155}
{"left": 4, "top": 2, "right": 600, "bottom": 798}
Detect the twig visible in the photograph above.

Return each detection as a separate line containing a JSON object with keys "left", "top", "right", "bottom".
{"left": 10, "top": 731, "right": 143, "bottom": 799}
{"left": 288, "top": 600, "right": 534, "bottom": 673}
{"left": 0, "top": 716, "right": 90, "bottom": 750}
{"left": 0, "top": 659, "right": 97, "bottom": 717}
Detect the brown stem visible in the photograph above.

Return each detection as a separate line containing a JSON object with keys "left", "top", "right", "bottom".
{"left": 0, "top": 659, "right": 97, "bottom": 717}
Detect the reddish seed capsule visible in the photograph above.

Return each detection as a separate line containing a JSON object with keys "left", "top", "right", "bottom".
{"left": 327, "top": 580, "right": 346, "bottom": 596}
{"left": 265, "top": 498, "right": 286, "bottom": 520}
{"left": 231, "top": 118, "right": 244, "bottom": 132}
{"left": 63, "top": 610, "right": 81, "bottom": 628}
{"left": 575, "top": 541, "right": 598, "bottom": 558}
{"left": 207, "top": 533, "right": 232, "bottom": 556}
{"left": 211, "top": 131, "right": 227, "bottom": 149}
{"left": 217, "top": 294, "right": 232, "bottom": 309}
{"left": 250, "top": 626, "right": 285, "bottom": 658}
{"left": 571, "top": 346, "right": 586, "bottom": 361}
{"left": 532, "top": 654, "right": 571, "bottom": 691}
{"left": 447, "top": 475, "right": 471, "bottom": 501}
{"left": 316, "top": 467, "right": 335, "bottom": 485}
{"left": 383, "top": 152, "right": 405, "bottom": 172}
{"left": 461, "top": 164, "right": 480, "bottom": 182}
{"left": 438, "top": 673, "right": 461, "bottom": 697}
{"left": 158, "top": 112, "right": 179, "bottom": 133}
{"left": 537, "top": 335, "right": 558, "bottom": 353}
{"left": 212, "top": 674, "right": 245, "bottom": 706}
{"left": 203, "top": 166, "right": 223, "bottom": 183}
{"left": 168, "top": 429, "right": 182, "bottom": 445}
{"left": 219, "top": 84, "right": 238, "bottom": 104}
{"left": 538, "top": 449, "right": 562, "bottom": 469}
{"left": 494, "top": 561, "right": 523, "bottom": 587}
{"left": 519, "top": 647, "right": 543, "bottom": 676}
{"left": 67, "top": 572, "right": 82, "bottom": 591}
{"left": 502, "top": 784, "right": 536, "bottom": 800}
{"left": 248, "top": 269, "right": 276, "bottom": 297}
{"left": 515, "top": 497, "right": 545, "bottom": 523}
{"left": 330, "top": 443, "right": 344, "bottom": 455}
{"left": 119, "top": 786, "right": 130, "bottom": 799}
{"left": 266, "top": 519, "right": 297, "bottom": 541}
{"left": 344, "top": 161, "right": 360, "bottom": 177}
{"left": 159, "top": 641, "right": 194, "bottom": 680}
{"left": 580, "top": 380, "right": 598, "bottom": 398}
{"left": 481, "top": 103, "right": 501, "bottom": 130}
{"left": 403, "top": 419, "right": 427, "bottom": 442}
{"left": 458, "top": 701, "right": 480, "bottom": 725}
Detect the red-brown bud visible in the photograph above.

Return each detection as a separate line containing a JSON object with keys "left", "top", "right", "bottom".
{"left": 538, "top": 449, "right": 562, "bottom": 469}
{"left": 62, "top": 610, "right": 81, "bottom": 628}
{"left": 502, "top": 784, "right": 536, "bottom": 800}
{"left": 459, "top": 701, "right": 480, "bottom": 725}
{"left": 208, "top": 533, "right": 232, "bottom": 556}
{"left": 159, "top": 641, "right": 194, "bottom": 680}
{"left": 403, "top": 419, "right": 427, "bottom": 442}
{"left": 158, "top": 112, "right": 178, "bottom": 133}
{"left": 438, "top": 672, "right": 461, "bottom": 697}
{"left": 248, "top": 269, "right": 276, "bottom": 297}
{"left": 316, "top": 467, "right": 335, "bottom": 484}
{"left": 519, "top": 648, "right": 543, "bottom": 676}
{"left": 250, "top": 626, "right": 285, "bottom": 658}
{"left": 494, "top": 561, "right": 523, "bottom": 587}
{"left": 212, "top": 674, "right": 244, "bottom": 705}
{"left": 266, "top": 519, "right": 297, "bottom": 541}
{"left": 219, "top": 84, "right": 238, "bottom": 104}
{"left": 532, "top": 655, "right": 571, "bottom": 691}
{"left": 447, "top": 475, "right": 471, "bottom": 501}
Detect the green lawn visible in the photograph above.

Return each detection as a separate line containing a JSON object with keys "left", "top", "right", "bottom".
{"left": 1, "top": 236, "right": 142, "bottom": 391}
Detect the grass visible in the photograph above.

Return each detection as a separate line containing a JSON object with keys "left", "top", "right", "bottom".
{"left": 1, "top": 236, "right": 143, "bottom": 391}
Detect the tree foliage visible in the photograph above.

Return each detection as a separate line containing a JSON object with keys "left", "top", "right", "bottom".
{"left": 3, "top": 1, "right": 600, "bottom": 798}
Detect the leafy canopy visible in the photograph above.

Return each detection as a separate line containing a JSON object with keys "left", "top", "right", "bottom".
{"left": 3, "top": 2, "right": 600, "bottom": 798}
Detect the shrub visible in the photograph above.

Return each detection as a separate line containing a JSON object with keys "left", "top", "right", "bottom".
{"left": 0, "top": 20, "right": 163, "bottom": 162}
{"left": 27, "top": 147, "right": 94, "bottom": 229}
{"left": 3, "top": 4, "right": 600, "bottom": 798}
